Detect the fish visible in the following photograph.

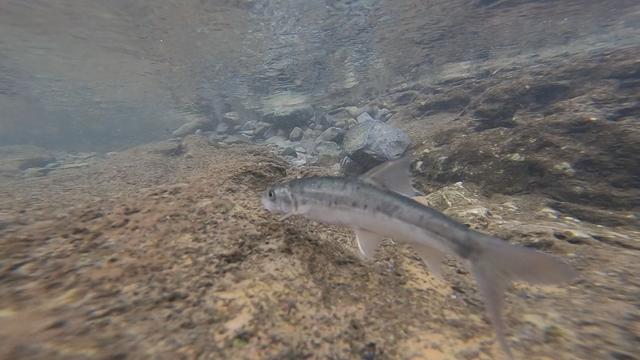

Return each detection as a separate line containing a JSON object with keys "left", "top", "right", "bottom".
{"left": 261, "top": 156, "right": 577, "bottom": 359}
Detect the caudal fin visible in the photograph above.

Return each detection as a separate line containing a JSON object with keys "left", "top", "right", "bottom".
{"left": 469, "top": 235, "right": 577, "bottom": 359}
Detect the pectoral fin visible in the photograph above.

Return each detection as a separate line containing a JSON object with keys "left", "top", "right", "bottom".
{"left": 413, "top": 243, "right": 447, "bottom": 280}
{"left": 354, "top": 229, "right": 383, "bottom": 259}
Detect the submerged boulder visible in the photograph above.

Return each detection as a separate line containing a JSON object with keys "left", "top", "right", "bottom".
{"left": 342, "top": 120, "right": 410, "bottom": 174}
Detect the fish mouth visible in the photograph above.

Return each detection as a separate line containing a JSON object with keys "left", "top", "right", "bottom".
{"left": 261, "top": 196, "right": 280, "bottom": 214}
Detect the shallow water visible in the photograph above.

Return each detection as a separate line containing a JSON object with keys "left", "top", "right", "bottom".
{"left": 1, "top": 1, "right": 639, "bottom": 359}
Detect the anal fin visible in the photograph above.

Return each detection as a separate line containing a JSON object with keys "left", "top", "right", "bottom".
{"left": 354, "top": 229, "right": 383, "bottom": 260}
{"left": 413, "top": 244, "right": 447, "bottom": 280}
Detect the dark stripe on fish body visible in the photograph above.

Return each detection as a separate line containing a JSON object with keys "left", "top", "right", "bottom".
{"left": 286, "top": 176, "right": 479, "bottom": 258}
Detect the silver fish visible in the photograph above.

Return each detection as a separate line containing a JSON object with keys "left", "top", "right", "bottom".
{"left": 262, "top": 157, "right": 577, "bottom": 358}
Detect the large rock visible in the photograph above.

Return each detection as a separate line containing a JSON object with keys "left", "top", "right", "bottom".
{"left": 342, "top": 120, "right": 410, "bottom": 174}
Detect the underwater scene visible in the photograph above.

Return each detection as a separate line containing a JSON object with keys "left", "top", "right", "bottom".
{"left": 1, "top": 1, "right": 639, "bottom": 359}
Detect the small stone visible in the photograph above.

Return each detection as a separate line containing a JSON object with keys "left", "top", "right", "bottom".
{"left": 241, "top": 120, "right": 257, "bottom": 131}
{"left": 147, "top": 140, "right": 183, "bottom": 156}
{"left": 253, "top": 122, "right": 271, "bottom": 136}
{"left": 314, "top": 141, "right": 344, "bottom": 166}
{"left": 394, "top": 91, "right": 418, "bottom": 105}
{"left": 552, "top": 162, "right": 576, "bottom": 176}
{"left": 222, "top": 136, "right": 243, "bottom": 144}
{"left": 280, "top": 147, "right": 297, "bottom": 157}
{"left": 216, "top": 121, "right": 230, "bottom": 134}
{"left": 378, "top": 108, "right": 392, "bottom": 121}
{"left": 223, "top": 112, "right": 242, "bottom": 126}
{"left": 507, "top": 153, "right": 525, "bottom": 161}
{"left": 289, "top": 127, "right": 304, "bottom": 141}
{"left": 553, "top": 229, "right": 592, "bottom": 244}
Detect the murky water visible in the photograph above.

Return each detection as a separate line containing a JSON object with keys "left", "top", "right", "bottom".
{"left": 1, "top": 1, "right": 639, "bottom": 359}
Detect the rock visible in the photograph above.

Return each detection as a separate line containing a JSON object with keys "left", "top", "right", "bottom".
{"left": 208, "top": 134, "right": 227, "bottom": 144}
{"left": 280, "top": 147, "right": 297, "bottom": 157}
{"left": 216, "top": 121, "right": 230, "bottom": 134}
{"left": 302, "top": 128, "right": 321, "bottom": 143}
{"left": 342, "top": 120, "right": 411, "bottom": 173}
{"left": 265, "top": 136, "right": 293, "bottom": 149}
{"left": 263, "top": 105, "right": 314, "bottom": 129}
{"left": 262, "top": 127, "right": 278, "bottom": 140}
{"left": 314, "top": 141, "right": 344, "bottom": 166}
{"left": 223, "top": 112, "right": 243, "bottom": 127}
{"left": 317, "top": 127, "right": 345, "bottom": 143}
{"left": 222, "top": 135, "right": 250, "bottom": 144}
{"left": 289, "top": 127, "right": 304, "bottom": 141}
{"left": 254, "top": 122, "right": 272, "bottom": 139}
{"left": 344, "top": 106, "right": 361, "bottom": 118}
{"left": 173, "top": 119, "right": 213, "bottom": 137}
{"left": 394, "top": 91, "right": 418, "bottom": 105}
{"left": 425, "top": 182, "right": 478, "bottom": 211}
{"left": 356, "top": 112, "right": 376, "bottom": 123}
{"left": 340, "top": 156, "right": 365, "bottom": 176}
{"left": 360, "top": 105, "right": 380, "bottom": 119}
{"left": 334, "top": 119, "right": 347, "bottom": 128}
{"left": 0, "top": 145, "right": 56, "bottom": 177}
{"left": 241, "top": 120, "right": 257, "bottom": 131}
{"left": 552, "top": 162, "right": 576, "bottom": 177}
{"left": 147, "top": 140, "right": 184, "bottom": 156}
{"left": 313, "top": 123, "right": 324, "bottom": 131}
{"left": 23, "top": 167, "right": 48, "bottom": 177}
{"left": 378, "top": 108, "right": 392, "bottom": 121}
{"left": 346, "top": 118, "right": 358, "bottom": 129}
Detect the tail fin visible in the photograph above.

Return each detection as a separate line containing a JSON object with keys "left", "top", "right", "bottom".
{"left": 470, "top": 235, "right": 577, "bottom": 359}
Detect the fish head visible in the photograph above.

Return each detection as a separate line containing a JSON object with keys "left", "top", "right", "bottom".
{"left": 261, "top": 184, "right": 295, "bottom": 216}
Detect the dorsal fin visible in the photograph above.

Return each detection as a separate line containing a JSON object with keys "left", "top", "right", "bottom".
{"left": 360, "top": 156, "right": 418, "bottom": 197}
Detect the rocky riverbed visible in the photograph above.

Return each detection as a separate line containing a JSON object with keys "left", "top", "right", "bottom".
{"left": 1, "top": 43, "right": 639, "bottom": 359}
{"left": 1, "top": 137, "right": 639, "bottom": 360}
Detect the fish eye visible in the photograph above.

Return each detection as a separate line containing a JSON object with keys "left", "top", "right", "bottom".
{"left": 268, "top": 190, "right": 275, "bottom": 199}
